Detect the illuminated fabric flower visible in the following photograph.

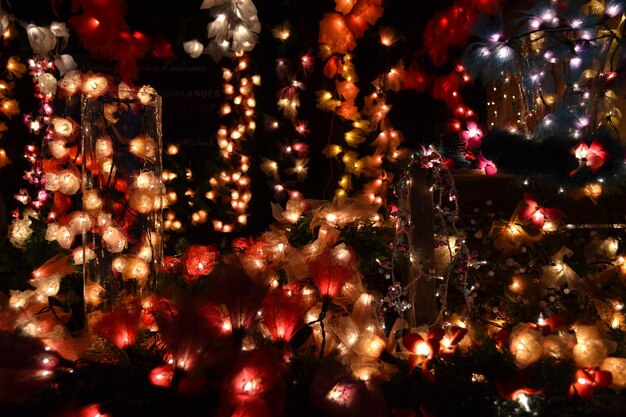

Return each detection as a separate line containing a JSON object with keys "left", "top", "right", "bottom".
{"left": 476, "top": 152, "right": 497, "bottom": 175}
{"left": 93, "top": 308, "right": 141, "bottom": 350}
{"left": 570, "top": 140, "right": 607, "bottom": 177}
{"left": 459, "top": 120, "right": 485, "bottom": 149}
{"left": 200, "top": 0, "right": 260, "bottom": 61}
{"left": 183, "top": 39, "right": 204, "bottom": 58}
{"left": 183, "top": 245, "right": 219, "bottom": 276}
{"left": 319, "top": 13, "right": 357, "bottom": 55}
{"left": 212, "top": 265, "right": 267, "bottom": 332}
{"left": 262, "top": 286, "right": 315, "bottom": 343}
{"left": 495, "top": 378, "right": 543, "bottom": 401}
{"left": 308, "top": 245, "right": 357, "bottom": 298}
{"left": 8, "top": 214, "right": 33, "bottom": 249}
{"left": 26, "top": 24, "right": 57, "bottom": 54}
{"left": 516, "top": 193, "right": 562, "bottom": 229}
{"left": 402, "top": 326, "right": 467, "bottom": 379}
{"left": 569, "top": 368, "right": 612, "bottom": 401}
{"left": 220, "top": 349, "right": 287, "bottom": 416}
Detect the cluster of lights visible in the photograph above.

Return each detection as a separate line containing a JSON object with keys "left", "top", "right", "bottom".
{"left": 258, "top": 23, "right": 313, "bottom": 202}
{"left": 0, "top": 23, "right": 21, "bottom": 171}
{"left": 193, "top": 0, "right": 260, "bottom": 62}
{"left": 470, "top": 0, "right": 625, "bottom": 140}
{"left": 205, "top": 58, "right": 259, "bottom": 232}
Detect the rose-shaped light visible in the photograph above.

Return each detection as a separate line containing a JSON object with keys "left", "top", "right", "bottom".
{"left": 183, "top": 39, "right": 204, "bottom": 58}
{"left": 82, "top": 75, "right": 108, "bottom": 98}
{"left": 137, "top": 85, "right": 156, "bottom": 105}
{"left": 37, "top": 73, "right": 57, "bottom": 95}
{"left": 51, "top": 117, "right": 77, "bottom": 140}
{"left": 26, "top": 24, "right": 57, "bottom": 54}
{"left": 183, "top": 245, "right": 219, "bottom": 276}
{"left": 57, "top": 171, "right": 81, "bottom": 195}
{"left": 58, "top": 70, "right": 82, "bottom": 96}
{"left": 47, "top": 140, "right": 70, "bottom": 159}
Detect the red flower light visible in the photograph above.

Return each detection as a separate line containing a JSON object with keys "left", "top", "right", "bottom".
{"left": 93, "top": 308, "right": 141, "bottom": 350}
{"left": 308, "top": 246, "right": 357, "bottom": 298}
{"left": 477, "top": 152, "right": 497, "bottom": 176}
{"left": 570, "top": 368, "right": 612, "bottom": 401}
{"left": 516, "top": 193, "right": 562, "bottom": 229}
{"left": 183, "top": 245, "right": 219, "bottom": 276}
{"left": 149, "top": 365, "right": 174, "bottom": 388}
{"left": 221, "top": 350, "right": 288, "bottom": 415}
{"left": 570, "top": 140, "right": 608, "bottom": 177}
{"left": 318, "top": 13, "right": 356, "bottom": 55}
{"left": 262, "top": 286, "right": 315, "bottom": 343}
{"left": 459, "top": 120, "right": 485, "bottom": 149}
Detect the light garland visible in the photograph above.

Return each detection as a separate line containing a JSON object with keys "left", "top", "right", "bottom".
{"left": 258, "top": 22, "right": 312, "bottom": 202}
{"left": 187, "top": 0, "right": 260, "bottom": 62}
{"left": 180, "top": 0, "right": 260, "bottom": 232}
{"left": 198, "top": 58, "right": 259, "bottom": 232}
{"left": 0, "top": 12, "right": 21, "bottom": 171}
{"left": 317, "top": 0, "right": 386, "bottom": 203}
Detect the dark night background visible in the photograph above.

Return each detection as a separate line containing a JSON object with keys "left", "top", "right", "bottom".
{"left": 0, "top": 0, "right": 481, "bottom": 240}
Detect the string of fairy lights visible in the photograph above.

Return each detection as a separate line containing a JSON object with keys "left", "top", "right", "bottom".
{"left": 258, "top": 21, "right": 312, "bottom": 203}
{"left": 205, "top": 59, "right": 259, "bottom": 232}
{"left": 0, "top": 20, "right": 20, "bottom": 171}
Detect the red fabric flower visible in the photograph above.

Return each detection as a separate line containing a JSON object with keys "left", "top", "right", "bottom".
{"left": 496, "top": 379, "right": 543, "bottom": 401}
{"left": 459, "top": 120, "right": 485, "bottom": 149}
{"left": 183, "top": 245, "right": 219, "bottom": 276}
{"left": 569, "top": 368, "right": 612, "bottom": 401}
{"left": 212, "top": 265, "right": 268, "bottom": 333}
{"left": 516, "top": 193, "right": 562, "bottom": 229}
{"left": 308, "top": 246, "right": 357, "bottom": 298}
{"left": 262, "top": 286, "right": 315, "bottom": 343}
{"left": 219, "top": 349, "right": 288, "bottom": 417}
{"left": 402, "top": 326, "right": 468, "bottom": 380}
{"left": 324, "top": 56, "right": 342, "bottom": 79}
{"left": 93, "top": 307, "right": 141, "bottom": 350}
{"left": 570, "top": 140, "right": 608, "bottom": 177}
{"left": 477, "top": 152, "right": 497, "bottom": 176}
{"left": 319, "top": 13, "right": 357, "bottom": 55}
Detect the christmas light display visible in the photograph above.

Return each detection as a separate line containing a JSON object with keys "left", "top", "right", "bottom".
{"left": 1, "top": 1, "right": 626, "bottom": 417}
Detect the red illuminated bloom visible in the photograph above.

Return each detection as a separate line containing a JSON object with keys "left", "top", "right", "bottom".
{"left": 183, "top": 245, "right": 219, "bottom": 276}
{"left": 308, "top": 246, "right": 357, "bottom": 298}
{"left": 319, "top": 13, "right": 356, "bottom": 55}
{"left": 570, "top": 140, "right": 608, "bottom": 177}
{"left": 262, "top": 286, "right": 315, "bottom": 342}
{"left": 221, "top": 349, "right": 288, "bottom": 416}
{"left": 477, "top": 152, "right": 497, "bottom": 176}
{"left": 516, "top": 193, "right": 562, "bottom": 229}
{"left": 569, "top": 368, "right": 612, "bottom": 401}
{"left": 459, "top": 120, "right": 485, "bottom": 149}
{"left": 93, "top": 308, "right": 140, "bottom": 350}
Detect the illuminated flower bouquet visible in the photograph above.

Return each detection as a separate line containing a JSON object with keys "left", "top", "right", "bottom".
{"left": 80, "top": 81, "right": 163, "bottom": 324}
{"left": 463, "top": 0, "right": 626, "bottom": 186}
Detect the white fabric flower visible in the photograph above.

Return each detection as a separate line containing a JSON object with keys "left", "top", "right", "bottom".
{"left": 183, "top": 39, "right": 205, "bottom": 58}
{"left": 54, "top": 54, "right": 77, "bottom": 76}
{"left": 26, "top": 24, "right": 57, "bottom": 54}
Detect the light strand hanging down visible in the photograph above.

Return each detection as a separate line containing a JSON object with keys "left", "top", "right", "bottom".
{"left": 259, "top": 22, "right": 312, "bottom": 203}
{"left": 185, "top": 0, "right": 260, "bottom": 62}
{"left": 0, "top": 9, "right": 20, "bottom": 172}
{"left": 317, "top": 0, "right": 384, "bottom": 203}
{"left": 185, "top": 0, "right": 260, "bottom": 232}
{"left": 205, "top": 59, "right": 259, "bottom": 232}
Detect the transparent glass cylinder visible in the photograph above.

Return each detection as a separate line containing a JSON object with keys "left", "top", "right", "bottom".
{"left": 81, "top": 86, "right": 163, "bottom": 323}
